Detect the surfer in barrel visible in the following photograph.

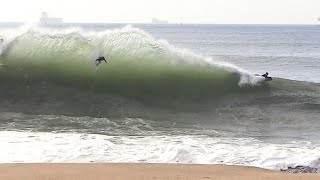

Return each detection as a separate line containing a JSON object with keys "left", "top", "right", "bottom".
{"left": 95, "top": 56, "right": 107, "bottom": 66}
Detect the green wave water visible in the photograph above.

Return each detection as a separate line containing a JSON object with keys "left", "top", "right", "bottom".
{"left": 0, "top": 26, "right": 319, "bottom": 117}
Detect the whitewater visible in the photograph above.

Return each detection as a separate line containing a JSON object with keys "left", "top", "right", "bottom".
{"left": 0, "top": 24, "right": 320, "bottom": 172}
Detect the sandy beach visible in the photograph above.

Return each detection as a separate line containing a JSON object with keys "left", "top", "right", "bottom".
{"left": 0, "top": 163, "right": 318, "bottom": 180}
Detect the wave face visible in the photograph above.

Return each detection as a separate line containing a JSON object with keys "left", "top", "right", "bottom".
{"left": 0, "top": 26, "right": 269, "bottom": 113}
{"left": 0, "top": 26, "right": 320, "bottom": 117}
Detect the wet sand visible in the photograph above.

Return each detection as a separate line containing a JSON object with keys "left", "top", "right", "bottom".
{"left": 0, "top": 163, "right": 319, "bottom": 180}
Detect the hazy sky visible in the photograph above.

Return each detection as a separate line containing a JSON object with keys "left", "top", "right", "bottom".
{"left": 1, "top": 0, "right": 320, "bottom": 24}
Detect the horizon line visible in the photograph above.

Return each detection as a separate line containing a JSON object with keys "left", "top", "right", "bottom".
{"left": 0, "top": 21, "right": 319, "bottom": 26}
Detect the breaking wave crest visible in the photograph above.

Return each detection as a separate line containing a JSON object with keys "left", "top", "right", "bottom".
{"left": 0, "top": 25, "right": 262, "bottom": 87}
{"left": 0, "top": 26, "right": 319, "bottom": 117}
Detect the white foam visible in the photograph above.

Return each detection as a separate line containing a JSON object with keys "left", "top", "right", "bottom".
{"left": 0, "top": 25, "right": 32, "bottom": 55}
{"left": 1, "top": 131, "right": 319, "bottom": 171}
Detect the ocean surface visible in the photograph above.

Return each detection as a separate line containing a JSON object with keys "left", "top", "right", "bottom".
{"left": 0, "top": 23, "right": 320, "bottom": 171}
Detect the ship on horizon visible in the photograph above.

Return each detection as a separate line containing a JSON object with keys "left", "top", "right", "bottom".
{"left": 152, "top": 17, "right": 168, "bottom": 24}
{"left": 39, "top": 12, "right": 63, "bottom": 25}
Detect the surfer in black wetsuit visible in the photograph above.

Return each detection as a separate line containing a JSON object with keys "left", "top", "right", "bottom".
{"left": 262, "top": 72, "right": 269, "bottom": 78}
{"left": 262, "top": 72, "right": 272, "bottom": 81}
{"left": 95, "top": 56, "right": 107, "bottom": 66}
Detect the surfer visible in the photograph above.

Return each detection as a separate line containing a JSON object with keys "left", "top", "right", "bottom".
{"left": 262, "top": 72, "right": 269, "bottom": 78}
{"left": 95, "top": 56, "right": 107, "bottom": 66}
{"left": 261, "top": 72, "right": 272, "bottom": 81}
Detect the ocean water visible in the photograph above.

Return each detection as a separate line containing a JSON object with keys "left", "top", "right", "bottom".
{"left": 0, "top": 23, "right": 320, "bottom": 171}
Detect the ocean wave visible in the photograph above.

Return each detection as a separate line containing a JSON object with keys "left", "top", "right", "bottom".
{"left": 0, "top": 26, "right": 319, "bottom": 117}
{"left": 0, "top": 25, "right": 263, "bottom": 87}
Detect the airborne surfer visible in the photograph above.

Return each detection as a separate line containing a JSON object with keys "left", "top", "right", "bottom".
{"left": 95, "top": 56, "right": 107, "bottom": 66}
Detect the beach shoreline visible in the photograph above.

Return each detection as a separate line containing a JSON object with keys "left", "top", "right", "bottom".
{"left": 0, "top": 163, "right": 319, "bottom": 180}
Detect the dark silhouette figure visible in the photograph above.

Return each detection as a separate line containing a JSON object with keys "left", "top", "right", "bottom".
{"left": 262, "top": 72, "right": 269, "bottom": 78}
{"left": 95, "top": 56, "right": 107, "bottom": 66}
{"left": 262, "top": 72, "right": 272, "bottom": 81}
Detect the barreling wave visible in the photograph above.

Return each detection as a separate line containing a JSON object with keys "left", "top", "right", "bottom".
{"left": 0, "top": 25, "right": 262, "bottom": 90}
{"left": 0, "top": 26, "right": 319, "bottom": 117}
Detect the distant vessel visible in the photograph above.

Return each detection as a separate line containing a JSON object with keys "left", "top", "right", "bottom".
{"left": 39, "top": 12, "right": 63, "bottom": 25}
{"left": 152, "top": 17, "right": 168, "bottom": 24}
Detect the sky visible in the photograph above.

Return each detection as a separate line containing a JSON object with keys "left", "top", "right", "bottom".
{"left": 0, "top": 0, "right": 319, "bottom": 24}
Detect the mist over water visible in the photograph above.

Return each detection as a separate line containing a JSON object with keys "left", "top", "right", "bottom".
{"left": 0, "top": 24, "right": 320, "bottom": 171}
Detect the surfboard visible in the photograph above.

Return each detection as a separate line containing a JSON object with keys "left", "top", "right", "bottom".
{"left": 253, "top": 74, "right": 272, "bottom": 81}
{"left": 265, "top": 77, "right": 272, "bottom": 81}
